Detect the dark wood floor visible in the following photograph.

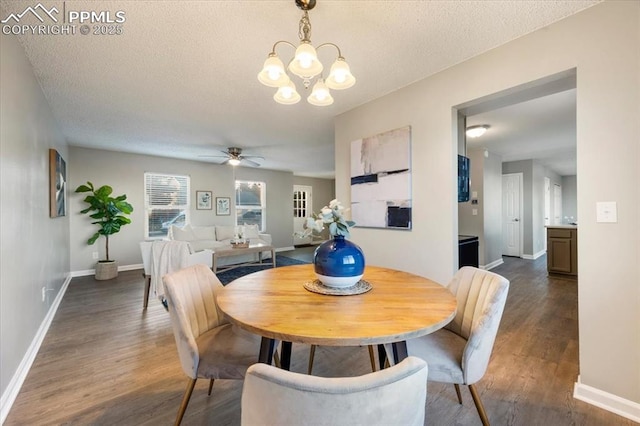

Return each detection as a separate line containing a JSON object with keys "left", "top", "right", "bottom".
{"left": 5, "top": 254, "right": 633, "bottom": 425}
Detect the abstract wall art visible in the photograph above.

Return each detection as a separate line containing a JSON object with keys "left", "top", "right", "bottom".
{"left": 49, "top": 149, "right": 66, "bottom": 218}
{"left": 350, "top": 126, "right": 412, "bottom": 230}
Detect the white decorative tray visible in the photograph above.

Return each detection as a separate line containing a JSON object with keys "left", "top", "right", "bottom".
{"left": 303, "top": 279, "right": 372, "bottom": 296}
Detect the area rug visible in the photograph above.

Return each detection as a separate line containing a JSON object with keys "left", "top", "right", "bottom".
{"left": 216, "top": 255, "right": 309, "bottom": 285}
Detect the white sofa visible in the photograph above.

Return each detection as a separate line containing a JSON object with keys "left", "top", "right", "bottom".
{"left": 167, "top": 224, "right": 273, "bottom": 268}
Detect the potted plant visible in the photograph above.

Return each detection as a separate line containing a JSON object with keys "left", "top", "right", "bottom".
{"left": 75, "top": 181, "right": 133, "bottom": 280}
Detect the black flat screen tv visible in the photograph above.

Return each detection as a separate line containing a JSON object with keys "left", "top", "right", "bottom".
{"left": 458, "top": 155, "right": 470, "bottom": 202}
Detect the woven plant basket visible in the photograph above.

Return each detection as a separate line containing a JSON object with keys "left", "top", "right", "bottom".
{"left": 95, "top": 261, "right": 118, "bottom": 280}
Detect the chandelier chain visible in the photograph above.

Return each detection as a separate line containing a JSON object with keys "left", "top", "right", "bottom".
{"left": 298, "top": 11, "right": 312, "bottom": 42}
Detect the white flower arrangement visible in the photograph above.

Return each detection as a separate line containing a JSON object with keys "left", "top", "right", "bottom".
{"left": 297, "top": 199, "right": 356, "bottom": 238}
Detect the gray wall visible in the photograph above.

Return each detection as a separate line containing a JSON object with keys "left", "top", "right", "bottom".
{"left": 483, "top": 150, "right": 503, "bottom": 266}
{"left": 293, "top": 176, "right": 335, "bottom": 214}
{"left": 335, "top": 1, "right": 639, "bottom": 405}
{"left": 293, "top": 176, "right": 335, "bottom": 241}
{"left": 69, "top": 147, "right": 296, "bottom": 272}
{"left": 532, "top": 162, "right": 546, "bottom": 256}
{"left": 458, "top": 148, "right": 485, "bottom": 264}
{"left": 0, "top": 35, "right": 70, "bottom": 400}
{"left": 458, "top": 148, "right": 502, "bottom": 268}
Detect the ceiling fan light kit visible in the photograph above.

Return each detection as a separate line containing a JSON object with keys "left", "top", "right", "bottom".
{"left": 258, "top": 0, "right": 356, "bottom": 106}
{"left": 200, "top": 147, "right": 264, "bottom": 167}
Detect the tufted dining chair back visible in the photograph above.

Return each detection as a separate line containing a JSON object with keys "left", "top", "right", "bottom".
{"left": 164, "top": 264, "right": 227, "bottom": 379}
{"left": 384, "top": 266, "right": 509, "bottom": 426}
{"left": 241, "top": 356, "right": 428, "bottom": 426}
{"left": 444, "top": 266, "right": 510, "bottom": 385}
{"left": 163, "top": 264, "right": 261, "bottom": 425}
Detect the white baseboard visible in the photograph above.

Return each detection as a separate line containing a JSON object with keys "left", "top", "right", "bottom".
{"left": 0, "top": 273, "right": 72, "bottom": 424}
{"left": 522, "top": 250, "right": 546, "bottom": 260}
{"left": 70, "top": 262, "right": 143, "bottom": 278}
{"left": 482, "top": 258, "right": 504, "bottom": 271}
{"left": 119, "top": 263, "right": 143, "bottom": 272}
{"left": 574, "top": 376, "right": 640, "bottom": 423}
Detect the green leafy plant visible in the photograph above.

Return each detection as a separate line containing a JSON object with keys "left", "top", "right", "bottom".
{"left": 296, "top": 199, "right": 355, "bottom": 239}
{"left": 75, "top": 181, "right": 133, "bottom": 261}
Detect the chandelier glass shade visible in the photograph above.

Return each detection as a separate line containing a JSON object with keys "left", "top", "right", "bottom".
{"left": 258, "top": 1, "right": 355, "bottom": 106}
{"left": 274, "top": 81, "right": 302, "bottom": 105}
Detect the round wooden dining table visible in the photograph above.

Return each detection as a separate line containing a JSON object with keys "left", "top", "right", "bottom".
{"left": 217, "top": 264, "right": 457, "bottom": 369}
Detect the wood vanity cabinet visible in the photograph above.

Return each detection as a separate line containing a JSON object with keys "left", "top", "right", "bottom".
{"left": 546, "top": 226, "right": 578, "bottom": 277}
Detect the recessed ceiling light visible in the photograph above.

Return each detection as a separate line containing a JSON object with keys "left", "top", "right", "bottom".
{"left": 466, "top": 125, "right": 490, "bottom": 138}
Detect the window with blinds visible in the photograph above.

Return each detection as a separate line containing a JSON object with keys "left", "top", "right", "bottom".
{"left": 235, "top": 180, "right": 266, "bottom": 231}
{"left": 144, "top": 172, "right": 190, "bottom": 239}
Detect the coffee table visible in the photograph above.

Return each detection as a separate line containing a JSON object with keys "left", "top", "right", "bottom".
{"left": 211, "top": 242, "right": 276, "bottom": 273}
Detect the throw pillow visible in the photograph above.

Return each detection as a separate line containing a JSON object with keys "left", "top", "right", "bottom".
{"left": 243, "top": 224, "right": 260, "bottom": 239}
{"left": 191, "top": 225, "right": 216, "bottom": 241}
{"left": 171, "top": 224, "right": 195, "bottom": 241}
{"left": 216, "top": 225, "right": 236, "bottom": 241}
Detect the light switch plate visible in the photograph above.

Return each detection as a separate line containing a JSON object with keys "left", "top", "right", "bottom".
{"left": 472, "top": 209, "right": 478, "bottom": 216}
{"left": 472, "top": 191, "right": 478, "bottom": 198}
{"left": 596, "top": 201, "right": 617, "bottom": 223}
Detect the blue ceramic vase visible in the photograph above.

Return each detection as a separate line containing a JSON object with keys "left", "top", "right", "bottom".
{"left": 313, "top": 235, "right": 365, "bottom": 288}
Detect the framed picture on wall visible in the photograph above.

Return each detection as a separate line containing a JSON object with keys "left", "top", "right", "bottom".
{"left": 196, "top": 190, "right": 212, "bottom": 210}
{"left": 49, "top": 149, "right": 66, "bottom": 218}
{"left": 216, "top": 197, "right": 230, "bottom": 215}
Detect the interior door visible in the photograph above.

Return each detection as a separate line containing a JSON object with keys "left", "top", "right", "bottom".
{"left": 502, "top": 173, "right": 522, "bottom": 257}
{"left": 553, "top": 184, "right": 562, "bottom": 225}
{"left": 544, "top": 177, "right": 551, "bottom": 250}
{"left": 293, "top": 185, "right": 312, "bottom": 246}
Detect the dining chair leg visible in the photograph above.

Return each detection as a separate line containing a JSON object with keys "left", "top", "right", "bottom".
{"left": 468, "top": 384, "right": 490, "bottom": 426}
{"left": 307, "top": 345, "right": 316, "bottom": 375}
{"left": 175, "top": 378, "right": 197, "bottom": 426}
{"left": 143, "top": 274, "right": 151, "bottom": 309}
{"left": 454, "top": 384, "right": 463, "bottom": 404}
{"left": 273, "top": 350, "right": 281, "bottom": 368}
{"left": 367, "top": 345, "right": 376, "bottom": 372}
{"left": 207, "top": 378, "right": 215, "bottom": 396}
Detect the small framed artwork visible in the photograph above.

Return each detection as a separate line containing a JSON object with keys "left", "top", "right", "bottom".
{"left": 196, "top": 190, "right": 212, "bottom": 210}
{"left": 49, "top": 149, "right": 66, "bottom": 218}
{"left": 216, "top": 197, "right": 230, "bottom": 216}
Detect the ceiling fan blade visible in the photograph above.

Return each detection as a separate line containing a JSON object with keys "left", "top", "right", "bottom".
{"left": 241, "top": 155, "right": 265, "bottom": 161}
{"left": 241, "top": 158, "right": 261, "bottom": 167}
{"left": 198, "top": 155, "right": 229, "bottom": 159}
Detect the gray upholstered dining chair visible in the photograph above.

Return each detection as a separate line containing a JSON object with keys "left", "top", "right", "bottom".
{"left": 163, "top": 263, "right": 267, "bottom": 425}
{"left": 241, "top": 356, "right": 428, "bottom": 426}
{"left": 385, "top": 266, "right": 509, "bottom": 426}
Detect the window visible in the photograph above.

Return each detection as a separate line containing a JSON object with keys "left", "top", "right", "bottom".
{"left": 144, "top": 172, "right": 190, "bottom": 239}
{"left": 293, "top": 189, "right": 309, "bottom": 218}
{"left": 235, "top": 180, "right": 266, "bottom": 231}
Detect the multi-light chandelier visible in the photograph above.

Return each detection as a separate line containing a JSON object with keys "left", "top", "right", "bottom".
{"left": 257, "top": 0, "right": 356, "bottom": 106}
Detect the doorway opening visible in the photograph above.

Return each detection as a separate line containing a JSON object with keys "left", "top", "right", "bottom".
{"left": 454, "top": 68, "right": 577, "bottom": 268}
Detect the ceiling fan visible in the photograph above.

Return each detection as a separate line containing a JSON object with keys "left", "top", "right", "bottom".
{"left": 200, "top": 147, "right": 264, "bottom": 167}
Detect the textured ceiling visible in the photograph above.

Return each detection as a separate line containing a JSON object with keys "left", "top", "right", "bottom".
{"left": 2, "top": 0, "right": 598, "bottom": 177}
